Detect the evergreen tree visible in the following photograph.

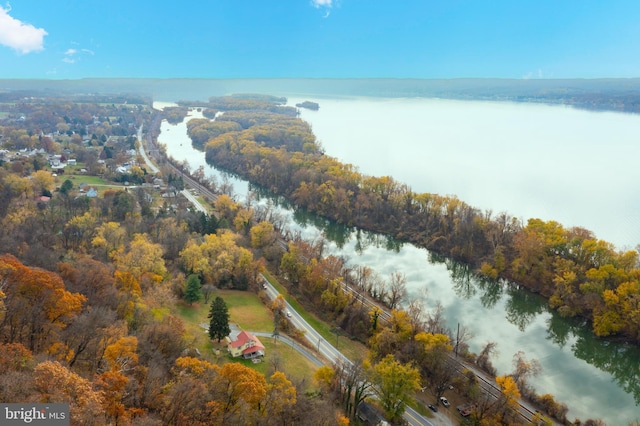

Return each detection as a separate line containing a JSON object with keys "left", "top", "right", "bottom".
{"left": 208, "top": 296, "right": 230, "bottom": 342}
{"left": 184, "top": 274, "right": 202, "bottom": 305}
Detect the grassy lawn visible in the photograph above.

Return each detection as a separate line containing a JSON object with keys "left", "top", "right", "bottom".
{"left": 225, "top": 338, "right": 319, "bottom": 385}
{"left": 194, "top": 194, "right": 215, "bottom": 211}
{"left": 219, "top": 289, "right": 275, "bottom": 332}
{"left": 64, "top": 174, "right": 110, "bottom": 185}
{"left": 177, "top": 289, "right": 274, "bottom": 333}
{"left": 174, "top": 289, "right": 320, "bottom": 383}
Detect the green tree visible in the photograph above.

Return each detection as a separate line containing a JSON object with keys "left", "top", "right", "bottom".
{"left": 60, "top": 179, "right": 74, "bottom": 195}
{"left": 184, "top": 274, "right": 202, "bottom": 305}
{"left": 208, "top": 296, "right": 230, "bottom": 342}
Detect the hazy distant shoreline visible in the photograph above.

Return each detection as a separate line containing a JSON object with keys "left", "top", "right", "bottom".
{"left": 2, "top": 78, "right": 640, "bottom": 114}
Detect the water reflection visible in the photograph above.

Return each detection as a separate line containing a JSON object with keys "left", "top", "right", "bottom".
{"left": 290, "top": 208, "right": 354, "bottom": 248}
{"left": 251, "top": 182, "right": 405, "bottom": 251}
{"left": 545, "top": 310, "right": 575, "bottom": 349}
{"left": 429, "top": 253, "right": 477, "bottom": 300}
{"left": 477, "top": 277, "right": 503, "bottom": 310}
{"left": 423, "top": 248, "right": 640, "bottom": 410}
{"left": 570, "top": 321, "right": 640, "bottom": 404}
{"left": 352, "top": 229, "right": 403, "bottom": 254}
{"left": 504, "top": 285, "right": 546, "bottom": 332}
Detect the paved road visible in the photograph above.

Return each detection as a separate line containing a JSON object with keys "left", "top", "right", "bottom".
{"left": 261, "top": 279, "right": 351, "bottom": 366}
{"left": 251, "top": 331, "right": 324, "bottom": 367}
{"left": 181, "top": 189, "right": 207, "bottom": 213}
{"left": 136, "top": 125, "right": 159, "bottom": 174}
{"left": 260, "top": 276, "right": 435, "bottom": 426}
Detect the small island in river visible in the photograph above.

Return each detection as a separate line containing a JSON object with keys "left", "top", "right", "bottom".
{"left": 296, "top": 100, "right": 319, "bottom": 110}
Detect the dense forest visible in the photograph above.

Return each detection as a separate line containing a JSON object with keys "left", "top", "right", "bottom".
{"left": 0, "top": 96, "right": 358, "bottom": 425}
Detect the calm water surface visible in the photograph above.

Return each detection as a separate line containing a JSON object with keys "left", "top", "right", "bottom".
{"left": 155, "top": 100, "right": 640, "bottom": 424}
{"left": 291, "top": 97, "right": 640, "bottom": 251}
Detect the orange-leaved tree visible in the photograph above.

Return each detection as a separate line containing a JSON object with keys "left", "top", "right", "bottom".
{"left": 0, "top": 254, "right": 85, "bottom": 352}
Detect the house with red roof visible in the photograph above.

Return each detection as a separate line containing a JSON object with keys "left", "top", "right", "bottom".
{"left": 227, "top": 330, "right": 265, "bottom": 359}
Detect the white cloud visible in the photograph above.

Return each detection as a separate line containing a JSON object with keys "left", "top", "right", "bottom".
{"left": 63, "top": 46, "right": 94, "bottom": 64}
{"left": 311, "top": 0, "right": 333, "bottom": 7}
{"left": 0, "top": 5, "right": 47, "bottom": 54}
{"left": 311, "top": 0, "right": 333, "bottom": 18}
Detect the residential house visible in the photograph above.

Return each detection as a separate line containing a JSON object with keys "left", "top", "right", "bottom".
{"left": 227, "top": 331, "right": 265, "bottom": 359}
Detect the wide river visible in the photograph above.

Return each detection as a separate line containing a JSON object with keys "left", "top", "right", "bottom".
{"left": 155, "top": 98, "right": 640, "bottom": 424}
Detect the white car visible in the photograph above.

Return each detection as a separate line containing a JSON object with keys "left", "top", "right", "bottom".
{"left": 286, "top": 310, "right": 292, "bottom": 318}
{"left": 439, "top": 396, "right": 450, "bottom": 407}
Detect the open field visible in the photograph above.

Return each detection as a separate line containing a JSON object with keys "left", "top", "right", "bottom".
{"left": 63, "top": 174, "right": 110, "bottom": 186}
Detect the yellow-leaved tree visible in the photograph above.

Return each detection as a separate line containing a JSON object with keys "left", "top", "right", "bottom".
{"left": 371, "top": 354, "right": 420, "bottom": 423}
{"left": 114, "top": 233, "right": 166, "bottom": 281}
{"left": 180, "top": 230, "right": 257, "bottom": 289}
{"left": 92, "top": 221, "right": 127, "bottom": 260}
{"left": 263, "top": 371, "right": 297, "bottom": 423}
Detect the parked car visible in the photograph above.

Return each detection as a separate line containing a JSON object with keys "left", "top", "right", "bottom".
{"left": 439, "top": 396, "right": 450, "bottom": 407}
{"left": 427, "top": 404, "right": 438, "bottom": 413}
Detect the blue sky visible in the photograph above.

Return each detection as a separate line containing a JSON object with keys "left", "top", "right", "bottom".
{"left": 1, "top": 0, "right": 639, "bottom": 79}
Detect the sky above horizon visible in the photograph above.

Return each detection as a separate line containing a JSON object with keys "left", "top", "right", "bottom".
{"left": 1, "top": 1, "right": 639, "bottom": 80}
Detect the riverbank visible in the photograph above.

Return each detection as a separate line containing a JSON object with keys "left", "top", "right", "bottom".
{"left": 156, "top": 101, "right": 639, "bottom": 425}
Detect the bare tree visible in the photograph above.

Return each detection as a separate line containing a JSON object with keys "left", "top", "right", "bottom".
{"left": 351, "top": 265, "right": 372, "bottom": 292}
{"left": 425, "top": 302, "right": 448, "bottom": 335}
{"left": 268, "top": 351, "right": 283, "bottom": 374}
{"left": 386, "top": 271, "right": 407, "bottom": 310}
{"left": 476, "top": 341, "right": 498, "bottom": 376}
{"left": 370, "top": 273, "right": 387, "bottom": 303}
{"left": 406, "top": 298, "right": 427, "bottom": 334}
{"left": 333, "top": 357, "right": 373, "bottom": 421}
{"left": 510, "top": 350, "right": 541, "bottom": 394}
{"left": 201, "top": 283, "right": 216, "bottom": 304}
{"left": 453, "top": 323, "right": 474, "bottom": 357}
{"left": 63, "top": 306, "right": 117, "bottom": 370}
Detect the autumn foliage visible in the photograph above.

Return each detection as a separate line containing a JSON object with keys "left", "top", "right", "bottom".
{"left": 202, "top": 106, "right": 640, "bottom": 344}
{"left": 0, "top": 254, "right": 85, "bottom": 352}
{"left": 0, "top": 92, "right": 622, "bottom": 425}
